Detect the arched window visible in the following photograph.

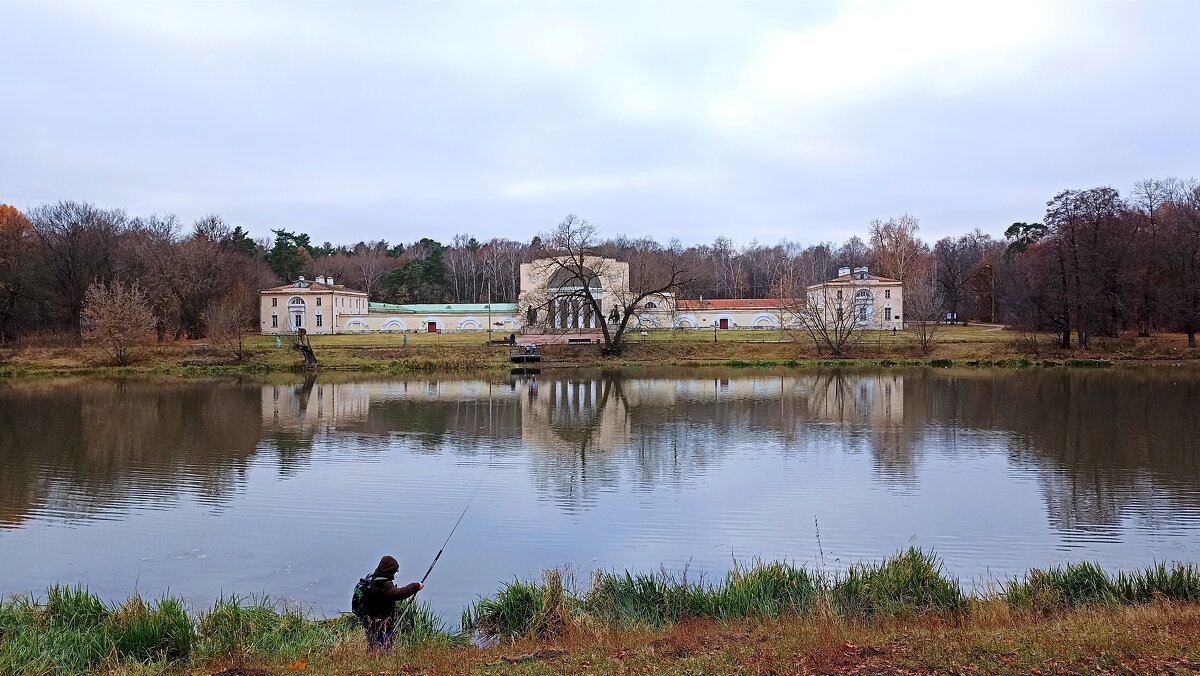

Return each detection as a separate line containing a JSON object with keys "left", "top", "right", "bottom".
{"left": 644, "top": 301, "right": 658, "bottom": 309}
{"left": 288, "top": 296, "right": 305, "bottom": 307}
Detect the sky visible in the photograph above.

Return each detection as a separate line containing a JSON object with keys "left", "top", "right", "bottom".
{"left": 2, "top": 1, "right": 1198, "bottom": 247}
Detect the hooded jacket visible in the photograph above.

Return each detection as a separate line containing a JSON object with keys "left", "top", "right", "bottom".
{"left": 360, "top": 556, "right": 422, "bottom": 622}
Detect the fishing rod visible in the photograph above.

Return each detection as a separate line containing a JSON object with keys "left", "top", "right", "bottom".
{"left": 395, "top": 481, "right": 482, "bottom": 628}
{"left": 419, "top": 497, "right": 472, "bottom": 584}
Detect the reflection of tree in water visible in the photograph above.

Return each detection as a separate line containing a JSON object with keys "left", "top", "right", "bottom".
{"left": 0, "top": 378, "right": 264, "bottom": 528}
{"left": 797, "top": 370, "right": 916, "bottom": 485}
{"left": 4, "top": 369, "right": 1197, "bottom": 536}
{"left": 523, "top": 372, "right": 625, "bottom": 509}
{"left": 902, "top": 368, "right": 1200, "bottom": 531}
{"left": 340, "top": 380, "right": 524, "bottom": 455}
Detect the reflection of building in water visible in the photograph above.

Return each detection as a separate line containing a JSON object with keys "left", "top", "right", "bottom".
{"left": 261, "top": 377, "right": 520, "bottom": 434}
{"left": 520, "top": 376, "right": 629, "bottom": 452}
{"left": 262, "top": 377, "right": 372, "bottom": 434}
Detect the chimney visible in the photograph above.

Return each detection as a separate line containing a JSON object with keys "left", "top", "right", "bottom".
{"left": 853, "top": 266, "right": 869, "bottom": 280}
{"left": 838, "top": 266, "right": 851, "bottom": 277}
{"left": 298, "top": 275, "right": 305, "bottom": 282}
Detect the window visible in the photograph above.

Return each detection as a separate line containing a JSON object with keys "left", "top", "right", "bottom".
{"left": 272, "top": 298, "right": 277, "bottom": 307}
{"left": 644, "top": 301, "right": 658, "bottom": 309}
{"left": 271, "top": 315, "right": 278, "bottom": 328}
{"left": 836, "top": 289, "right": 843, "bottom": 300}
{"left": 885, "top": 307, "right": 892, "bottom": 321}
{"left": 316, "top": 315, "right": 323, "bottom": 327}
{"left": 884, "top": 289, "right": 891, "bottom": 299}
{"left": 316, "top": 298, "right": 322, "bottom": 306}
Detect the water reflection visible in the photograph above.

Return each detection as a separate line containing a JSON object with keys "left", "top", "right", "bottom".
{"left": 3, "top": 368, "right": 1199, "bottom": 535}
{"left": 2, "top": 367, "right": 1199, "bottom": 598}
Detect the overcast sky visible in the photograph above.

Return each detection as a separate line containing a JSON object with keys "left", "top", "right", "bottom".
{"left": 3, "top": 1, "right": 1198, "bottom": 247}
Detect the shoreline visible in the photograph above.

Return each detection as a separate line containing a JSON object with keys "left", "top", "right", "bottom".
{"left": 1, "top": 326, "right": 1198, "bottom": 379}
{"left": 3, "top": 553, "right": 1199, "bottom": 674}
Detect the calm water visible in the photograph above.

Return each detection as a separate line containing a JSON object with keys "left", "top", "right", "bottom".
{"left": 2, "top": 367, "right": 1199, "bottom": 621}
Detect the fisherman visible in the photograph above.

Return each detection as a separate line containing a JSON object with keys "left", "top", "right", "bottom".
{"left": 356, "top": 556, "right": 424, "bottom": 653}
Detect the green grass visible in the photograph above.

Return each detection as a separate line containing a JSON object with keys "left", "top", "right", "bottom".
{"left": 193, "top": 596, "right": 344, "bottom": 661}
{"left": 462, "top": 579, "right": 548, "bottom": 639}
{"left": 6, "top": 556, "right": 1200, "bottom": 672}
{"left": 829, "top": 548, "right": 966, "bottom": 619}
{"left": 1005, "top": 562, "right": 1118, "bottom": 611}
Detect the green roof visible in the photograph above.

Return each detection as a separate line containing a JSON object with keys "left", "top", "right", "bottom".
{"left": 369, "top": 302, "right": 519, "bottom": 314}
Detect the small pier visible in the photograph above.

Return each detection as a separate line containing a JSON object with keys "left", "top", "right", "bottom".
{"left": 509, "top": 347, "right": 542, "bottom": 364}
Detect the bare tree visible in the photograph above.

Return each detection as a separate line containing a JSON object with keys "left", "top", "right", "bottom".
{"left": 351, "top": 243, "right": 394, "bottom": 298}
{"left": 30, "top": 201, "right": 128, "bottom": 334}
{"left": 786, "top": 283, "right": 863, "bottom": 356}
{"left": 1159, "top": 179, "right": 1200, "bottom": 347}
{"left": 870, "top": 214, "right": 928, "bottom": 284}
{"left": 521, "top": 215, "right": 691, "bottom": 355}
{"left": 81, "top": 281, "right": 156, "bottom": 365}
{"left": 207, "top": 284, "right": 258, "bottom": 361}
{"left": 905, "top": 280, "right": 945, "bottom": 355}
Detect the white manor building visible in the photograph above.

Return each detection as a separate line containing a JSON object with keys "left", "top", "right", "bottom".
{"left": 259, "top": 261, "right": 903, "bottom": 335}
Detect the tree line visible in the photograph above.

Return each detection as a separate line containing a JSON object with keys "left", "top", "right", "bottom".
{"left": 0, "top": 176, "right": 1197, "bottom": 347}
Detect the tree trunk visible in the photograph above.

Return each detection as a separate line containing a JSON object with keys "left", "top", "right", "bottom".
{"left": 1060, "top": 329, "right": 1071, "bottom": 349}
{"left": 1189, "top": 329, "right": 1197, "bottom": 348}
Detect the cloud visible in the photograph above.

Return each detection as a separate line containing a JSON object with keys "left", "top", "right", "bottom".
{"left": 1, "top": 1, "right": 1198, "bottom": 245}
{"left": 497, "top": 168, "right": 718, "bottom": 201}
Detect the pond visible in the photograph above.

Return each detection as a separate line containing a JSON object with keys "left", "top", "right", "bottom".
{"left": 2, "top": 366, "right": 1199, "bottom": 622}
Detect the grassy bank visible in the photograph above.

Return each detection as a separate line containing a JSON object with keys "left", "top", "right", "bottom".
{"left": 0, "top": 326, "right": 1196, "bottom": 378}
{"left": 5, "top": 551, "right": 1200, "bottom": 674}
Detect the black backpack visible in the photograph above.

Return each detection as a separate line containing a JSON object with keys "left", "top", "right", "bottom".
{"left": 351, "top": 575, "right": 381, "bottom": 621}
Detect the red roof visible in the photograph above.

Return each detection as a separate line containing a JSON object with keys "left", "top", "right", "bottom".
{"left": 677, "top": 298, "right": 784, "bottom": 310}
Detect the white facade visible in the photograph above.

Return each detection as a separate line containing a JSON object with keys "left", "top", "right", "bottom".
{"left": 804, "top": 266, "right": 904, "bottom": 330}
{"left": 259, "top": 276, "right": 368, "bottom": 335}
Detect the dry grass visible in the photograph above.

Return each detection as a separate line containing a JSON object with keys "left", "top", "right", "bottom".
{"left": 201, "top": 601, "right": 1200, "bottom": 675}
{"left": 1, "top": 325, "right": 1197, "bottom": 377}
